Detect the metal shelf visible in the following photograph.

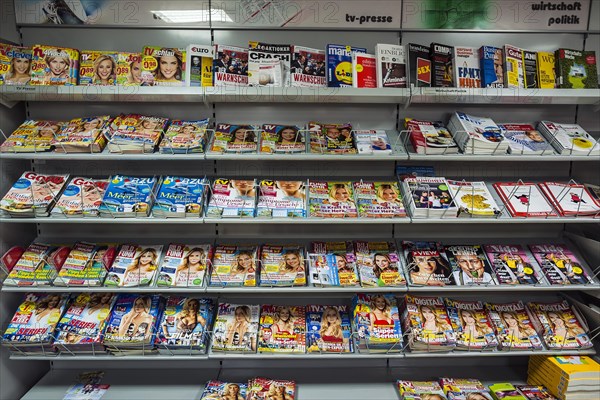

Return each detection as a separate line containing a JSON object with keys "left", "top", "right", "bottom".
{"left": 407, "top": 153, "right": 600, "bottom": 162}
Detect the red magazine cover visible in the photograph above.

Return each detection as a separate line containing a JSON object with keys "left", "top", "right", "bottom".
{"left": 352, "top": 53, "right": 377, "bottom": 88}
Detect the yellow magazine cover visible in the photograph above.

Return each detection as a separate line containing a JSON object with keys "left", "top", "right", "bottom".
{"left": 116, "top": 52, "right": 142, "bottom": 86}
{"left": 537, "top": 52, "right": 556, "bottom": 89}
{"left": 531, "top": 355, "right": 600, "bottom": 376}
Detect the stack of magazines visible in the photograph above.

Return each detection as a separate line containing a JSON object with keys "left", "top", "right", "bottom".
{"left": 405, "top": 118, "right": 459, "bottom": 155}
{"left": 0, "top": 172, "right": 68, "bottom": 217}
{"left": 158, "top": 119, "right": 210, "bottom": 154}
{"left": 52, "top": 116, "right": 110, "bottom": 153}
{"left": 307, "top": 241, "right": 359, "bottom": 287}
{"left": 152, "top": 176, "right": 208, "bottom": 218}
{"left": 537, "top": 121, "right": 600, "bottom": 156}
{"left": 485, "top": 301, "right": 544, "bottom": 351}
{"left": 528, "top": 300, "right": 593, "bottom": 350}
{"left": 102, "top": 294, "right": 164, "bottom": 354}
{"left": 2, "top": 293, "right": 69, "bottom": 354}
{"left": 106, "top": 114, "right": 168, "bottom": 153}
{"left": 447, "top": 180, "right": 501, "bottom": 218}
{"left": 0, "top": 120, "right": 65, "bottom": 153}
{"left": 498, "top": 123, "right": 552, "bottom": 155}
{"left": 98, "top": 175, "right": 159, "bottom": 218}
{"left": 53, "top": 243, "right": 116, "bottom": 287}
{"left": 539, "top": 182, "right": 600, "bottom": 217}
{"left": 3, "top": 243, "right": 70, "bottom": 287}
{"left": 352, "top": 293, "right": 403, "bottom": 353}
{"left": 211, "top": 303, "right": 260, "bottom": 353}
{"left": 449, "top": 112, "right": 509, "bottom": 155}
{"left": 401, "top": 177, "right": 458, "bottom": 218}
{"left": 444, "top": 299, "right": 499, "bottom": 351}
{"left": 51, "top": 177, "right": 108, "bottom": 217}
{"left": 400, "top": 295, "right": 457, "bottom": 352}
{"left": 397, "top": 381, "right": 447, "bottom": 400}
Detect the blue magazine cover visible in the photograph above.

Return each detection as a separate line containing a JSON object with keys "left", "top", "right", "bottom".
{"left": 352, "top": 293, "right": 403, "bottom": 352}
{"left": 152, "top": 176, "right": 208, "bottom": 218}
{"left": 98, "top": 175, "right": 158, "bottom": 217}
{"left": 326, "top": 44, "right": 366, "bottom": 87}
{"left": 103, "top": 294, "right": 163, "bottom": 347}
{"left": 479, "top": 46, "right": 504, "bottom": 88}
{"left": 306, "top": 304, "right": 352, "bottom": 353}
{"left": 156, "top": 296, "right": 214, "bottom": 353}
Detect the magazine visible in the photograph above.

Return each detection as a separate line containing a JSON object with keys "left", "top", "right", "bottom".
{"left": 375, "top": 43, "right": 407, "bottom": 88}
{"left": 408, "top": 43, "right": 431, "bottom": 87}
{"left": 98, "top": 175, "right": 158, "bottom": 218}
{"left": 247, "top": 378, "right": 297, "bottom": 400}
{"left": 63, "top": 371, "right": 110, "bottom": 400}
{"left": 259, "top": 244, "right": 306, "bottom": 287}
{"left": 185, "top": 44, "right": 213, "bottom": 87}
{"left": 258, "top": 305, "right": 306, "bottom": 353}
{"left": 353, "top": 241, "right": 405, "bottom": 287}
{"left": 308, "top": 122, "right": 357, "bottom": 154}
{"left": 479, "top": 46, "right": 504, "bottom": 88}
{"left": 290, "top": 45, "right": 326, "bottom": 87}
{"left": 515, "top": 385, "right": 557, "bottom": 399}
{"left": 256, "top": 180, "right": 306, "bottom": 218}
{"left": 352, "top": 52, "right": 377, "bottom": 88}
{"left": 210, "top": 123, "right": 259, "bottom": 153}
{"left": 156, "top": 296, "right": 214, "bottom": 353}
{"left": 402, "top": 241, "right": 454, "bottom": 287}
{"left": 397, "top": 381, "right": 447, "bottom": 400}
{"left": 52, "top": 115, "right": 110, "bottom": 153}
{"left": 158, "top": 119, "right": 210, "bottom": 154}
{"left": 498, "top": 124, "right": 552, "bottom": 154}
{"left": 2, "top": 293, "right": 69, "bottom": 347}
{"left": 444, "top": 299, "right": 498, "bottom": 350}
{"left": 116, "top": 52, "right": 142, "bottom": 85}
{"left": 248, "top": 42, "right": 291, "bottom": 87}
{"left": 51, "top": 177, "right": 108, "bottom": 217}
{"left": 152, "top": 176, "right": 208, "bottom": 218}
{"left": 211, "top": 303, "right": 259, "bottom": 352}
{"left": 440, "top": 378, "right": 493, "bottom": 400}
{"left": 353, "top": 130, "right": 393, "bottom": 155}
{"left": 430, "top": 42, "right": 454, "bottom": 87}
{"left": 354, "top": 181, "right": 406, "bottom": 219}
{"left": 0, "top": 171, "right": 68, "bottom": 217}
{"left": 54, "top": 293, "right": 117, "bottom": 351}
{"left": 30, "top": 45, "right": 79, "bottom": 86}
{"left": 448, "top": 112, "right": 508, "bottom": 154}
{"left": 156, "top": 244, "right": 213, "bottom": 288}
{"left": 200, "top": 381, "right": 248, "bottom": 400}
{"left": 54, "top": 244, "right": 116, "bottom": 287}
{"left": 453, "top": 46, "right": 480, "bottom": 88}
{"left": 483, "top": 244, "right": 543, "bottom": 285}
{"left": 209, "top": 245, "right": 257, "bottom": 287}
{"left": 259, "top": 124, "right": 305, "bottom": 154}
{"left": 327, "top": 44, "right": 367, "bottom": 87}
{"left": 405, "top": 118, "right": 459, "bottom": 155}
{"left": 140, "top": 46, "right": 186, "bottom": 86}
{"left": 504, "top": 44, "right": 525, "bottom": 88}
{"left": 104, "top": 244, "right": 163, "bottom": 287}
{"left": 537, "top": 51, "right": 556, "bottom": 89}
{"left": 537, "top": 121, "right": 600, "bottom": 155}
{"left": 493, "top": 182, "right": 558, "bottom": 218}
{"left": 3, "top": 243, "right": 66, "bottom": 286}
{"left": 103, "top": 294, "right": 163, "bottom": 348}
{"left": 402, "top": 176, "right": 457, "bottom": 218}
{"left": 0, "top": 44, "right": 32, "bottom": 85}
{"left": 0, "top": 119, "right": 66, "bottom": 153}
{"left": 527, "top": 300, "right": 592, "bottom": 350}
{"left": 539, "top": 181, "right": 600, "bottom": 216}
{"left": 206, "top": 178, "right": 256, "bottom": 218}
{"left": 213, "top": 44, "right": 248, "bottom": 86}
{"left": 308, "top": 181, "right": 358, "bottom": 218}
{"left": 107, "top": 114, "right": 168, "bottom": 153}
{"left": 485, "top": 301, "right": 543, "bottom": 350}
{"left": 308, "top": 241, "right": 358, "bottom": 287}
{"left": 401, "top": 295, "right": 456, "bottom": 351}
{"left": 445, "top": 245, "right": 496, "bottom": 285}
{"left": 447, "top": 180, "right": 500, "bottom": 218}
{"left": 529, "top": 244, "right": 593, "bottom": 285}
{"left": 306, "top": 305, "right": 352, "bottom": 353}
{"left": 79, "top": 51, "right": 117, "bottom": 86}
{"left": 352, "top": 293, "right": 402, "bottom": 352}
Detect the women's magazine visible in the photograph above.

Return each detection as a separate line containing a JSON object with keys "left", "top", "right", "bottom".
{"left": 206, "top": 178, "right": 256, "bottom": 218}
{"left": 103, "top": 294, "right": 164, "bottom": 349}
{"left": 259, "top": 124, "right": 305, "bottom": 153}
{"left": 54, "top": 293, "right": 117, "bottom": 352}
{"left": 247, "top": 378, "right": 296, "bottom": 400}
{"left": 402, "top": 241, "right": 455, "bottom": 287}
{"left": 308, "top": 181, "right": 358, "bottom": 218}
{"left": 529, "top": 244, "right": 593, "bottom": 285}
{"left": 3, "top": 243, "right": 68, "bottom": 286}
{"left": 444, "top": 299, "right": 498, "bottom": 350}
{"left": 107, "top": 114, "right": 168, "bottom": 153}
{"left": 54, "top": 244, "right": 116, "bottom": 287}
{"left": 156, "top": 296, "right": 214, "bottom": 354}
{"left": 400, "top": 295, "right": 457, "bottom": 352}
{"left": 306, "top": 305, "right": 352, "bottom": 353}
{"left": 353, "top": 241, "right": 405, "bottom": 287}
{"left": 211, "top": 303, "right": 259, "bottom": 353}
{"left": 156, "top": 244, "right": 213, "bottom": 288}
{"left": 493, "top": 182, "right": 558, "bottom": 218}
{"left": 352, "top": 293, "right": 402, "bottom": 353}
{"left": 354, "top": 181, "right": 406, "bottom": 218}
{"left": 209, "top": 245, "right": 257, "bottom": 287}
{"left": 116, "top": 52, "right": 142, "bottom": 85}
{"left": 30, "top": 44, "right": 79, "bottom": 86}
{"left": 0, "top": 120, "right": 65, "bottom": 153}
{"left": 483, "top": 244, "right": 543, "bottom": 285}
{"left": 258, "top": 305, "right": 306, "bottom": 353}
{"left": 527, "top": 300, "right": 592, "bottom": 350}
{"left": 98, "top": 175, "right": 158, "bottom": 218}
{"left": 152, "top": 176, "right": 208, "bottom": 218}
{"left": 200, "top": 381, "right": 248, "bottom": 400}
{"left": 259, "top": 244, "right": 306, "bottom": 287}
{"left": 158, "top": 119, "right": 210, "bottom": 153}
{"left": 0, "top": 172, "right": 69, "bottom": 217}
{"left": 308, "top": 241, "right": 359, "bottom": 287}
{"left": 210, "top": 123, "right": 259, "bottom": 153}
{"left": 396, "top": 381, "right": 447, "bottom": 400}
{"left": 484, "top": 301, "right": 543, "bottom": 350}
{"left": 140, "top": 46, "right": 186, "bottom": 86}
{"left": 445, "top": 245, "right": 496, "bottom": 286}
{"left": 256, "top": 180, "right": 307, "bottom": 218}
{"left": 104, "top": 244, "right": 163, "bottom": 287}
{"left": 51, "top": 177, "right": 108, "bottom": 217}
{"left": 308, "top": 122, "right": 357, "bottom": 154}
{"left": 52, "top": 116, "right": 110, "bottom": 153}
{"left": 440, "top": 378, "right": 493, "bottom": 400}
{"left": 79, "top": 51, "right": 117, "bottom": 86}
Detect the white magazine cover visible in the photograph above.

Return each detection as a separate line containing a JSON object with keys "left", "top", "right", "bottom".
{"left": 493, "top": 182, "right": 558, "bottom": 218}
{"left": 206, "top": 178, "right": 256, "bottom": 218}
{"left": 540, "top": 182, "right": 600, "bottom": 216}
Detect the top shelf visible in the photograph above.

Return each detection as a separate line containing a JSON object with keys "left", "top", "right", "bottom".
{"left": 1, "top": 86, "right": 598, "bottom": 106}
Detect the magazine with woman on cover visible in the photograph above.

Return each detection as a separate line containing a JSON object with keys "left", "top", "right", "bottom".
{"left": 3, "top": 243, "right": 58, "bottom": 286}
{"left": 485, "top": 301, "right": 543, "bottom": 350}
{"left": 306, "top": 305, "right": 352, "bottom": 353}
{"left": 210, "top": 124, "right": 259, "bottom": 153}
{"left": 0, "top": 172, "right": 68, "bottom": 217}
{"left": 156, "top": 244, "right": 212, "bottom": 288}
{"left": 529, "top": 244, "right": 593, "bottom": 285}
{"left": 211, "top": 303, "right": 259, "bottom": 353}
{"left": 352, "top": 293, "right": 402, "bottom": 352}
{"left": 402, "top": 241, "right": 454, "bottom": 287}
{"left": 104, "top": 244, "right": 163, "bottom": 287}
{"left": 258, "top": 305, "right": 306, "bottom": 353}
{"left": 354, "top": 181, "right": 406, "bottom": 218}
{"left": 157, "top": 296, "right": 214, "bottom": 353}
{"left": 52, "top": 177, "right": 108, "bottom": 217}
{"left": 206, "top": 178, "right": 256, "bottom": 218}
{"left": 159, "top": 119, "right": 210, "bottom": 153}
{"left": 308, "top": 122, "right": 356, "bottom": 154}
{"left": 259, "top": 244, "right": 306, "bottom": 287}
{"left": 527, "top": 300, "right": 592, "bottom": 350}
{"left": 256, "top": 180, "right": 306, "bottom": 218}
{"left": 483, "top": 244, "right": 543, "bottom": 286}
{"left": 54, "top": 244, "right": 115, "bottom": 287}
{"left": 260, "top": 124, "right": 305, "bottom": 153}
{"left": 308, "top": 181, "right": 358, "bottom": 218}
{"left": 353, "top": 241, "right": 405, "bottom": 287}
{"left": 107, "top": 114, "right": 168, "bottom": 152}
{"left": 444, "top": 299, "right": 498, "bottom": 350}
{"left": 209, "top": 245, "right": 257, "bottom": 287}
{"left": 103, "top": 294, "right": 163, "bottom": 348}
{"left": 401, "top": 295, "right": 456, "bottom": 351}
{"left": 200, "top": 381, "right": 248, "bottom": 400}
{"left": 308, "top": 241, "right": 358, "bottom": 287}
{"left": 52, "top": 116, "right": 110, "bottom": 153}
{"left": 397, "top": 381, "right": 447, "bottom": 400}
{"left": 247, "top": 377, "right": 296, "bottom": 400}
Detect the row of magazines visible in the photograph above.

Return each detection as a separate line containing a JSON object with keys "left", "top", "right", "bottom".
{"left": 1, "top": 113, "right": 599, "bottom": 157}
{"left": 1, "top": 172, "right": 599, "bottom": 219}
{"left": 2, "top": 240, "right": 596, "bottom": 288}
{"left": 1, "top": 292, "right": 593, "bottom": 356}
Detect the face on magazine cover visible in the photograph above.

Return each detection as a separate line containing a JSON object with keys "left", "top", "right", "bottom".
{"left": 374, "top": 254, "right": 392, "bottom": 271}
{"left": 455, "top": 253, "right": 485, "bottom": 277}
{"left": 340, "top": 127, "right": 351, "bottom": 140}
{"left": 493, "top": 49, "right": 504, "bottom": 82}
{"left": 231, "top": 180, "right": 254, "bottom": 196}
{"left": 277, "top": 181, "right": 303, "bottom": 196}
{"left": 378, "top": 184, "right": 399, "bottom": 202}
{"left": 39, "top": 124, "right": 61, "bottom": 138}
{"left": 412, "top": 256, "right": 439, "bottom": 274}
{"left": 284, "top": 252, "right": 302, "bottom": 271}
{"left": 235, "top": 252, "right": 254, "bottom": 272}
{"left": 45, "top": 55, "right": 69, "bottom": 77}
{"left": 181, "top": 125, "right": 197, "bottom": 135}
{"left": 82, "top": 118, "right": 102, "bottom": 132}
{"left": 325, "top": 127, "right": 341, "bottom": 140}
{"left": 156, "top": 52, "right": 182, "bottom": 81}
{"left": 332, "top": 186, "right": 351, "bottom": 202}
{"left": 129, "top": 60, "right": 142, "bottom": 84}
{"left": 9, "top": 56, "right": 31, "bottom": 80}
{"left": 278, "top": 127, "right": 300, "bottom": 143}
{"left": 232, "top": 127, "right": 255, "bottom": 143}
{"left": 94, "top": 55, "right": 116, "bottom": 84}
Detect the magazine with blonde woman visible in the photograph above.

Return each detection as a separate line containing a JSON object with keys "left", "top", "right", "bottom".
{"left": 30, "top": 44, "right": 79, "bottom": 86}
{"left": 211, "top": 303, "right": 260, "bottom": 352}
{"left": 485, "top": 301, "right": 543, "bottom": 351}
{"left": 259, "top": 245, "right": 306, "bottom": 286}
{"left": 157, "top": 244, "right": 212, "bottom": 288}
{"left": 352, "top": 293, "right": 402, "bottom": 352}
{"left": 258, "top": 305, "right": 306, "bottom": 353}
{"left": 105, "top": 244, "right": 163, "bottom": 287}
{"left": 79, "top": 51, "right": 118, "bottom": 85}
{"left": 209, "top": 245, "right": 257, "bottom": 287}
{"left": 528, "top": 300, "right": 592, "bottom": 350}
{"left": 306, "top": 305, "right": 352, "bottom": 353}
{"left": 0, "top": 44, "right": 32, "bottom": 85}
{"left": 401, "top": 295, "right": 457, "bottom": 352}
{"left": 103, "top": 294, "right": 163, "bottom": 347}
{"left": 444, "top": 299, "right": 498, "bottom": 350}
{"left": 200, "top": 381, "right": 248, "bottom": 400}
{"left": 157, "top": 296, "right": 214, "bottom": 353}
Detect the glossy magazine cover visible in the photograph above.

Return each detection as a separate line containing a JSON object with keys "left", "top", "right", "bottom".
{"left": 306, "top": 304, "right": 352, "bottom": 353}
{"left": 3, "top": 293, "right": 69, "bottom": 343}
{"left": 308, "top": 241, "right": 358, "bottom": 287}
{"left": 258, "top": 305, "right": 306, "bottom": 353}
{"left": 52, "top": 177, "right": 108, "bottom": 217}
{"left": 211, "top": 303, "right": 259, "bottom": 353}
{"left": 103, "top": 294, "right": 163, "bottom": 345}
{"left": 157, "top": 296, "right": 214, "bottom": 351}
{"left": 206, "top": 178, "right": 256, "bottom": 218}
{"left": 200, "top": 381, "right": 248, "bottom": 400}
{"left": 54, "top": 293, "right": 116, "bottom": 346}
{"left": 256, "top": 180, "right": 306, "bottom": 218}
{"left": 98, "top": 175, "right": 157, "bottom": 218}
{"left": 527, "top": 300, "right": 592, "bottom": 350}
{"left": 354, "top": 181, "right": 406, "bottom": 218}
{"left": 401, "top": 295, "right": 456, "bottom": 349}
{"left": 156, "top": 244, "right": 212, "bottom": 288}
{"left": 259, "top": 125, "right": 305, "bottom": 153}
{"left": 159, "top": 119, "right": 210, "bottom": 153}
{"left": 485, "top": 301, "right": 543, "bottom": 350}
{"left": 353, "top": 241, "right": 405, "bottom": 287}
{"left": 444, "top": 299, "right": 498, "bottom": 350}
{"left": 529, "top": 244, "right": 592, "bottom": 285}
{"left": 308, "top": 181, "right": 358, "bottom": 218}
{"left": 209, "top": 245, "right": 257, "bottom": 287}
{"left": 483, "top": 244, "right": 542, "bottom": 285}
{"left": 104, "top": 244, "right": 163, "bottom": 287}
{"left": 259, "top": 244, "right": 306, "bottom": 287}
{"left": 152, "top": 176, "right": 208, "bottom": 218}
{"left": 352, "top": 293, "right": 402, "bottom": 351}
